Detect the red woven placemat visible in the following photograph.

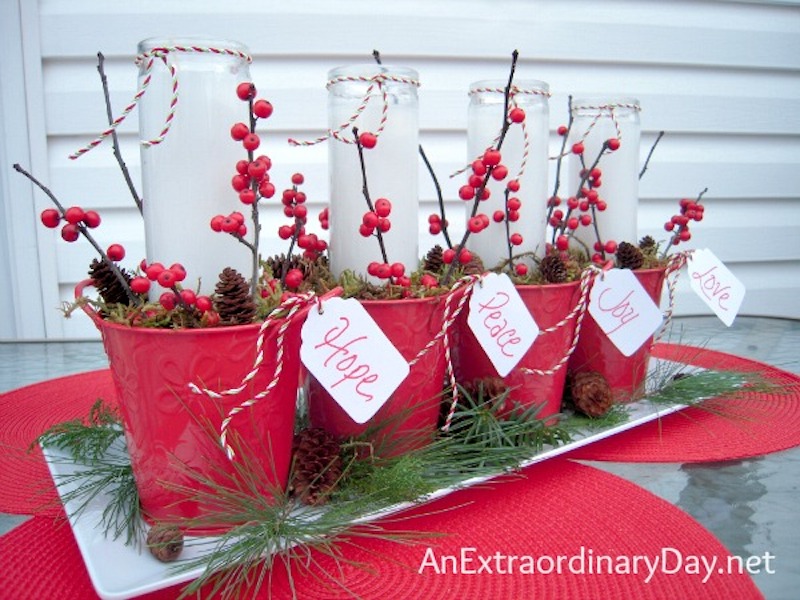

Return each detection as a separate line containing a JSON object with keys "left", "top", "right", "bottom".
{"left": 0, "top": 459, "right": 762, "bottom": 600}
{"left": 0, "top": 369, "right": 116, "bottom": 515}
{"left": 567, "top": 343, "right": 800, "bottom": 463}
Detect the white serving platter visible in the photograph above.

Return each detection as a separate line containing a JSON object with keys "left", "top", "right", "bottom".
{"left": 44, "top": 397, "right": 687, "bottom": 599}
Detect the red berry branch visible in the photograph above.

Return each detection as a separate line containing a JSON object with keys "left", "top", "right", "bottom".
{"left": 212, "top": 81, "right": 276, "bottom": 298}
{"left": 277, "top": 173, "right": 327, "bottom": 288}
{"left": 548, "top": 137, "right": 618, "bottom": 265}
{"left": 13, "top": 163, "right": 140, "bottom": 306}
{"left": 353, "top": 127, "right": 389, "bottom": 261}
{"left": 442, "top": 50, "right": 520, "bottom": 286}
{"left": 661, "top": 188, "right": 707, "bottom": 259}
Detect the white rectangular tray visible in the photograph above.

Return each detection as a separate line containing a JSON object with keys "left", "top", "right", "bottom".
{"left": 44, "top": 399, "right": 686, "bottom": 599}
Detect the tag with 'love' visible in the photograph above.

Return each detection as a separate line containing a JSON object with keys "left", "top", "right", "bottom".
{"left": 588, "top": 268, "right": 663, "bottom": 357}
{"left": 687, "top": 248, "right": 745, "bottom": 327}
{"left": 467, "top": 272, "right": 538, "bottom": 377}
{"left": 300, "top": 297, "right": 409, "bottom": 424}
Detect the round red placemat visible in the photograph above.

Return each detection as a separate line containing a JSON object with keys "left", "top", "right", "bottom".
{"left": 0, "top": 369, "right": 117, "bottom": 515}
{"left": 567, "top": 343, "right": 800, "bottom": 463}
{"left": 0, "top": 459, "right": 762, "bottom": 600}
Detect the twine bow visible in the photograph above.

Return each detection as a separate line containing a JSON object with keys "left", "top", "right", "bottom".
{"left": 451, "top": 85, "right": 550, "bottom": 180}
{"left": 288, "top": 72, "right": 420, "bottom": 147}
{"left": 188, "top": 291, "right": 316, "bottom": 461}
{"left": 69, "top": 45, "right": 252, "bottom": 160}
{"left": 551, "top": 102, "right": 641, "bottom": 160}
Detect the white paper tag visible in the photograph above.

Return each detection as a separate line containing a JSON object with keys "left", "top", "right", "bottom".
{"left": 467, "top": 272, "right": 538, "bottom": 377}
{"left": 300, "top": 297, "right": 409, "bottom": 424}
{"left": 687, "top": 248, "right": 745, "bottom": 327}
{"left": 588, "top": 268, "right": 663, "bottom": 357}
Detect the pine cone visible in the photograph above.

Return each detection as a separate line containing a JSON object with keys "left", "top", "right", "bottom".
{"left": 146, "top": 524, "right": 184, "bottom": 562}
{"left": 423, "top": 245, "right": 444, "bottom": 274}
{"left": 88, "top": 258, "right": 132, "bottom": 305}
{"left": 638, "top": 235, "right": 657, "bottom": 256}
{"left": 570, "top": 372, "right": 613, "bottom": 418}
{"left": 264, "top": 253, "right": 315, "bottom": 280}
{"left": 214, "top": 267, "right": 256, "bottom": 325}
{"left": 461, "top": 376, "right": 509, "bottom": 401}
{"left": 290, "top": 428, "right": 343, "bottom": 506}
{"left": 539, "top": 253, "right": 568, "bottom": 283}
{"left": 615, "top": 241, "right": 644, "bottom": 270}
{"left": 461, "top": 253, "right": 485, "bottom": 277}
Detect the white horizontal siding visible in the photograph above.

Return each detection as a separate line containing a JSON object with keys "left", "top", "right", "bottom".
{"left": 2, "top": 0, "right": 798, "bottom": 338}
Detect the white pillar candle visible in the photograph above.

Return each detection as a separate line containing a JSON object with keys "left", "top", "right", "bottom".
{"left": 466, "top": 80, "right": 550, "bottom": 271}
{"left": 327, "top": 65, "right": 420, "bottom": 279}
{"left": 568, "top": 98, "right": 641, "bottom": 251}
{"left": 138, "top": 38, "right": 252, "bottom": 294}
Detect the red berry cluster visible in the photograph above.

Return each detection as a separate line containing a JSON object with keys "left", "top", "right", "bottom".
{"left": 366, "top": 260, "right": 411, "bottom": 287}
{"left": 442, "top": 246, "right": 473, "bottom": 266}
{"left": 135, "top": 261, "right": 213, "bottom": 313}
{"left": 318, "top": 207, "right": 330, "bottom": 231}
{"left": 427, "top": 213, "right": 447, "bottom": 236}
{"left": 278, "top": 174, "right": 327, "bottom": 261}
{"left": 359, "top": 198, "right": 392, "bottom": 237}
{"left": 230, "top": 82, "right": 273, "bottom": 154}
{"left": 40, "top": 205, "right": 128, "bottom": 263}
{"left": 549, "top": 135, "right": 619, "bottom": 265}
{"left": 210, "top": 211, "right": 247, "bottom": 237}
{"left": 230, "top": 156, "right": 276, "bottom": 205}
{"left": 664, "top": 196, "right": 705, "bottom": 247}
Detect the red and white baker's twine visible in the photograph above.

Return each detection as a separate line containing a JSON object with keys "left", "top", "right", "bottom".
{"left": 69, "top": 45, "right": 252, "bottom": 160}
{"left": 287, "top": 73, "right": 420, "bottom": 147}
{"left": 519, "top": 265, "right": 601, "bottom": 378}
{"left": 551, "top": 102, "right": 641, "bottom": 160}
{"left": 451, "top": 85, "right": 550, "bottom": 180}
{"left": 188, "top": 291, "right": 316, "bottom": 461}
{"left": 652, "top": 250, "right": 692, "bottom": 346}
{"left": 438, "top": 275, "right": 484, "bottom": 433}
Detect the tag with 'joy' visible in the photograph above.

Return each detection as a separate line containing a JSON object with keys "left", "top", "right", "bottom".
{"left": 300, "top": 297, "right": 409, "bottom": 424}
{"left": 588, "top": 268, "right": 663, "bottom": 357}
{"left": 687, "top": 248, "right": 745, "bottom": 327}
{"left": 468, "top": 272, "right": 538, "bottom": 377}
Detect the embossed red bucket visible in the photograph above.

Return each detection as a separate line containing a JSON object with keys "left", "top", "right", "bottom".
{"left": 307, "top": 296, "right": 447, "bottom": 456}
{"left": 452, "top": 281, "right": 582, "bottom": 420}
{"left": 568, "top": 267, "right": 666, "bottom": 402}
{"left": 76, "top": 280, "right": 307, "bottom": 526}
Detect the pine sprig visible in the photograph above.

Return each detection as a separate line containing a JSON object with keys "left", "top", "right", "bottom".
{"left": 34, "top": 399, "right": 123, "bottom": 463}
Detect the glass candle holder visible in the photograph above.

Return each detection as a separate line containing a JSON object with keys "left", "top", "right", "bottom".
{"left": 568, "top": 98, "right": 642, "bottom": 251}
{"left": 466, "top": 80, "right": 550, "bottom": 270}
{"left": 327, "top": 65, "right": 420, "bottom": 279}
{"left": 138, "top": 37, "right": 252, "bottom": 294}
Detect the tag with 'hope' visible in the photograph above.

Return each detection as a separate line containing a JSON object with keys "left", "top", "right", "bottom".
{"left": 467, "top": 272, "right": 538, "bottom": 377}
{"left": 687, "top": 248, "right": 745, "bottom": 327}
{"left": 588, "top": 268, "right": 663, "bottom": 357}
{"left": 300, "top": 297, "right": 409, "bottom": 424}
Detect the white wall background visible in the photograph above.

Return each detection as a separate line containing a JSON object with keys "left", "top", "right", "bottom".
{"left": 1, "top": 0, "right": 799, "bottom": 340}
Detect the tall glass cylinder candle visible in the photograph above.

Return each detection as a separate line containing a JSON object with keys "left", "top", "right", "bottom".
{"left": 466, "top": 80, "right": 550, "bottom": 271}
{"left": 138, "top": 38, "right": 252, "bottom": 294}
{"left": 327, "top": 65, "right": 420, "bottom": 278}
{"left": 568, "top": 98, "right": 641, "bottom": 250}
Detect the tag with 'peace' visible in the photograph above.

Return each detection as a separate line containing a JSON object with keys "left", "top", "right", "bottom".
{"left": 467, "top": 272, "right": 538, "bottom": 377}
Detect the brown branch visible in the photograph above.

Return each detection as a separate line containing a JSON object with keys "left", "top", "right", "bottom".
{"left": 96, "top": 52, "right": 143, "bottom": 215}
{"left": 353, "top": 127, "right": 389, "bottom": 264}
{"left": 639, "top": 130, "right": 665, "bottom": 180}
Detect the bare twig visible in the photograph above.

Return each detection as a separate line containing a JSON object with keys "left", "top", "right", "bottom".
{"left": 96, "top": 52, "right": 143, "bottom": 215}
{"left": 639, "top": 130, "right": 665, "bottom": 180}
